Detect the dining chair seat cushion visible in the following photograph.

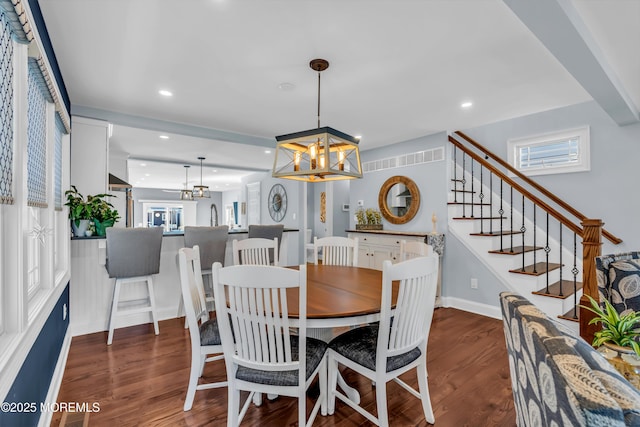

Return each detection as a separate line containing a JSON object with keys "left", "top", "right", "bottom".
{"left": 235, "top": 336, "right": 328, "bottom": 386}
{"left": 199, "top": 318, "right": 222, "bottom": 346}
{"left": 329, "top": 324, "right": 421, "bottom": 372}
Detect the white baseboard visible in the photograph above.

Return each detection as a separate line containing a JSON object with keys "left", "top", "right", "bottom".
{"left": 38, "top": 329, "right": 72, "bottom": 427}
{"left": 70, "top": 307, "right": 178, "bottom": 337}
{"left": 441, "top": 296, "right": 502, "bottom": 320}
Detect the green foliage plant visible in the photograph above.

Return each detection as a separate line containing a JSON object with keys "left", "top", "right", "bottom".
{"left": 355, "top": 207, "right": 382, "bottom": 225}
{"left": 64, "top": 185, "right": 91, "bottom": 227}
{"left": 580, "top": 295, "right": 640, "bottom": 357}
{"left": 87, "top": 193, "right": 120, "bottom": 223}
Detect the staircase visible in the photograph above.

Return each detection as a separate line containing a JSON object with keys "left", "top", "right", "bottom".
{"left": 447, "top": 131, "right": 622, "bottom": 337}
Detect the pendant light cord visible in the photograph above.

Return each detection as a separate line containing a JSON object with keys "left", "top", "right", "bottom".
{"left": 317, "top": 69, "right": 321, "bottom": 129}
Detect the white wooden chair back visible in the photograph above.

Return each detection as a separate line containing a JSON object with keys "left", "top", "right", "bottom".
{"left": 178, "top": 246, "right": 227, "bottom": 411}
{"left": 313, "top": 236, "right": 358, "bottom": 266}
{"left": 232, "top": 237, "right": 279, "bottom": 266}
{"left": 378, "top": 255, "right": 439, "bottom": 366}
{"left": 399, "top": 240, "right": 433, "bottom": 261}
{"left": 178, "top": 246, "right": 209, "bottom": 348}
{"left": 213, "top": 264, "right": 306, "bottom": 374}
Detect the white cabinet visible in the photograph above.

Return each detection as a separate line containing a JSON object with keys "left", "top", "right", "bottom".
{"left": 348, "top": 231, "right": 427, "bottom": 271}
{"left": 348, "top": 230, "right": 445, "bottom": 307}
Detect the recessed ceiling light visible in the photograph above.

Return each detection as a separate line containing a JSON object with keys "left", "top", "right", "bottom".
{"left": 265, "top": 150, "right": 271, "bottom": 154}
{"left": 140, "top": 163, "right": 147, "bottom": 167}
{"left": 145, "top": 173, "right": 150, "bottom": 177}
{"left": 278, "top": 82, "right": 295, "bottom": 91}
{"left": 159, "top": 135, "right": 169, "bottom": 139}
{"left": 461, "top": 101, "right": 473, "bottom": 109}
{"left": 159, "top": 89, "right": 173, "bottom": 97}
{"left": 212, "top": 169, "right": 218, "bottom": 173}
{"left": 354, "top": 135, "right": 362, "bottom": 140}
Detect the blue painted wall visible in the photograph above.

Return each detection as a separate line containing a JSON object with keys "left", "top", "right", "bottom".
{"left": 0, "top": 284, "right": 70, "bottom": 427}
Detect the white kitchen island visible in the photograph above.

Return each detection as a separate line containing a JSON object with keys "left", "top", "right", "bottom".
{"left": 69, "top": 228, "right": 299, "bottom": 336}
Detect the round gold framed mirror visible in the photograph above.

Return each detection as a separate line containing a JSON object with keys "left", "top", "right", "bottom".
{"left": 378, "top": 175, "right": 420, "bottom": 224}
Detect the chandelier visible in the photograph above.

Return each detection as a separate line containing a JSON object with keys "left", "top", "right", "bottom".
{"left": 272, "top": 59, "right": 362, "bottom": 182}
{"left": 179, "top": 165, "right": 193, "bottom": 200}
{"left": 192, "top": 157, "right": 210, "bottom": 198}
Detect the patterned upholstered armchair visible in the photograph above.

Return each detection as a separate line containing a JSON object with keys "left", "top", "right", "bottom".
{"left": 595, "top": 251, "right": 640, "bottom": 315}
{"left": 500, "top": 292, "right": 640, "bottom": 426}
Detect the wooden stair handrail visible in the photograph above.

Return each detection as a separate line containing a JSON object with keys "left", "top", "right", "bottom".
{"left": 454, "top": 131, "right": 622, "bottom": 245}
{"left": 449, "top": 135, "right": 584, "bottom": 237}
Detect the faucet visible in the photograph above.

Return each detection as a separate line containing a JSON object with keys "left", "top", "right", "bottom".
{"left": 210, "top": 203, "right": 219, "bottom": 226}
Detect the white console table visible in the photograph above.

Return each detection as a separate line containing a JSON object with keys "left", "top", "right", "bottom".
{"left": 346, "top": 229, "right": 445, "bottom": 306}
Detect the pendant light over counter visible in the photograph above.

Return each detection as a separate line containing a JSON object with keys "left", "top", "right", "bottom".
{"left": 179, "top": 165, "right": 193, "bottom": 200}
{"left": 192, "top": 157, "right": 210, "bottom": 199}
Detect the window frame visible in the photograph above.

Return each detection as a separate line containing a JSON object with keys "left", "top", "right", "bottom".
{"left": 507, "top": 126, "right": 590, "bottom": 177}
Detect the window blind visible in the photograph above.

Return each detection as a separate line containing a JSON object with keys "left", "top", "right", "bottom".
{"left": 0, "top": 10, "right": 13, "bottom": 205}
{"left": 54, "top": 113, "right": 64, "bottom": 210}
{"left": 27, "top": 58, "right": 51, "bottom": 208}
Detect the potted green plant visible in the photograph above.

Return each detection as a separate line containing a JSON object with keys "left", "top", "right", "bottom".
{"left": 87, "top": 193, "right": 120, "bottom": 236}
{"left": 64, "top": 185, "right": 92, "bottom": 237}
{"left": 581, "top": 295, "right": 640, "bottom": 357}
{"left": 355, "top": 207, "right": 383, "bottom": 230}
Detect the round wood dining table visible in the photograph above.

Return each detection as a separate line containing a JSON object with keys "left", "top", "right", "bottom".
{"left": 286, "top": 264, "right": 399, "bottom": 329}
{"left": 285, "top": 263, "right": 397, "bottom": 404}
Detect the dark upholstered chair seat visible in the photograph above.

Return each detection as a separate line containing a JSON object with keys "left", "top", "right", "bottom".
{"left": 199, "top": 319, "right": 221, "bottom": 346}
{"left": 329, "top": 324, "right": 421, "bottom": 372}
{"left": 236, "top": 336, "right": 328, "bottom": 386}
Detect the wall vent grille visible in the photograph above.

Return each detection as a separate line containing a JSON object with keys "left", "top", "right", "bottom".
{"left": 362, "top": 146, "right": 444, "bottom": 173}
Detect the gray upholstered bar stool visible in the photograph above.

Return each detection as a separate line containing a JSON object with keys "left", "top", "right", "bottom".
{"left": 183, "top": 225, "right": 228, "bottom": 310}
{"left": 248, "top": 224, "right": 284, "bottom": 263}
{"left": 105, "top": 226, "right": 164, "bottom": 345}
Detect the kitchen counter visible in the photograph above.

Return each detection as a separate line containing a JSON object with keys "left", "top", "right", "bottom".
{"left": 69, "top": 228, "right": 299, "bottom": 336}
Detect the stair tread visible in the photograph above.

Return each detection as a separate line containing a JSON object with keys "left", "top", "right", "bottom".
{"left": 453, "top": 216, "right": 506, "bottom": 220}
{"left": 489, "top": 245, "right": 543, "bottom": 255}
{"left": 558, "top": 307, "right": 579, "bottom": 322}
{"left": 469, "top": 230, "right": 521, "bottom": 236}
{"left": 532, "top": 280, "right": 583, "bottom": 299}
{"left": 448, "top": 202, "right": 491, "bottom": 206}
{"left": 509, "top": 262, "right": 562, "bottom": 276}
{"left": 451, "top": 189, "right": 476, "bottom": 193}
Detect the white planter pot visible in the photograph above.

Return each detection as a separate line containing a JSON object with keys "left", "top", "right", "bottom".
{"left": 71, "top": 219, "right": 90, "bottom": 237}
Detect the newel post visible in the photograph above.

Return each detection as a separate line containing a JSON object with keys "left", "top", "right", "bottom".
{"left": 580, "top": 218, "right": 603, "bottom": 344}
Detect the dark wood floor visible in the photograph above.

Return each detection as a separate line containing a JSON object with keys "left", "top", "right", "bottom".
{"left": 51, "top": 308, "right": 516, "bottom": 426}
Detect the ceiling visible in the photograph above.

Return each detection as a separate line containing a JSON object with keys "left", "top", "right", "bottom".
{"left": 38, "top": 0, "right": 639, "bottom": 191}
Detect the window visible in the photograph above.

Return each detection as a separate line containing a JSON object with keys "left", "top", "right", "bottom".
{"left": 26, "top": 207, "right": 42, "bottom": 299}
{"left": 508, "top": 126, "right": 590, "bottom": 176}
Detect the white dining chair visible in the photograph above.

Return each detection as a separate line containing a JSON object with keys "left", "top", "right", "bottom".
{"left": 399, "top": 240, "right": 433, "bottom": 261}
{"left": 232, "top": 237, "right": 279, "bottom": 266}
{"left": 178, "top": 246, "right": 227, "bottom": 411}
{"left": 212, "top": 263, "right": 327, "bottom": 427}
{"left": 327, "top": 254, "right": 439, "bottom": 426}
{"left": 313, "top": 236, "right": 358, "bottom": 266}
